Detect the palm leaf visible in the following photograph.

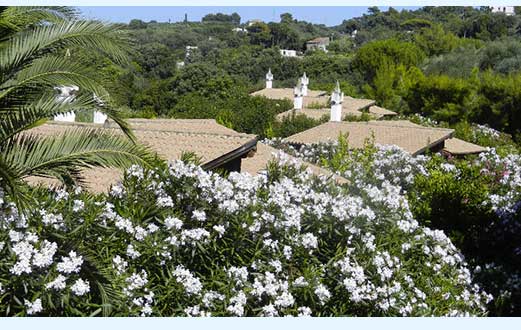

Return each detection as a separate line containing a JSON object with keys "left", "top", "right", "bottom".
{"left": 0, "top": 7, "right": 76, "bottom": 39}
{"left": 1, "top": 128, "right": 157, "bottom": 187}
{"left": 0, "top": 94, "right": 99, "bottom": 143}
{"left": 0, "top": 20, "right": 128, "bottom": 77}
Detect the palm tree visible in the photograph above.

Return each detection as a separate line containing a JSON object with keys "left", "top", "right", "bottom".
{"left": 0, "top": 7, "right": 156, "bottom": 204}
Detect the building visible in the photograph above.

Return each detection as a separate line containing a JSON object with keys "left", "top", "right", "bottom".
{"left": 490, "top": 6, "right": 515, "bottom": 15}
{"left": 443, "top": 138, "right": 487, "bottom": 156}
{"left": 26, "top": 119, "right": 346, "bottom": 192}
{"left": 232, "top": 27, "right": 248, "bottom": 33}
{"left": 365, "top": 105, "right": 398, "bottom": 119}
{"left": 257, "top": 80, "right": 396, "bottom": 121}
{"left": 251, "top": 88, "right": 329, "bottom": 108}
{"left": 53, "top": 85, "right": 108, "bottom": 124}
{"left": 27, "top": 119, "right": 257, "bottom": 192}
{"left": 382, "top": 120, "right": 486, "bottom": 156}
{"left": 247, "top": 19, "right": 263, "bottom": 26}
{"left": 280, "top": 49, "right": 298, "bottom": 57}
{"left": 306, "top": 37, "right": 330, "bottom": 52}
{"left": 185, "top": 45, "right": 198, "bottom": 59}
{"left": 284, "top": 120, "right": 455, "bottom": 156}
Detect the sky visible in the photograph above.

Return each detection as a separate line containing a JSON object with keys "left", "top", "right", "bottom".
{"left": 78, "top": 6, "right": 419, "bottom": 27}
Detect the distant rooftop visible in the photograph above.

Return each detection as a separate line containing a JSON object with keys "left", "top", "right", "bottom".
{"left": 275, "top": 96, "right": 394, "bottom": 121}
{"left": 306, "top": 37, "right": 330, "bottom": 44}
{"left": 443, "top": 138, "right": 487, "bottom": 156}
{"left": 251, "top": 88, "right": 328, "bottom": 100}
{"left": 284, "top": 120, "right": 454, "bottom": 156}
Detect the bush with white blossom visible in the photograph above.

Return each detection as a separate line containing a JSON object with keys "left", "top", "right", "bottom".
{"left": 0, "top": 155, "right": 493, "bottom": 316}
{"left": 265, "top": 136, "right": 521, "bottom": 315}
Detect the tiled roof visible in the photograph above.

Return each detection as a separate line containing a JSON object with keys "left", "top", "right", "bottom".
{"left": 26, "top": 120, "right": 256, "bottom": 193}
{"left": 342, "top": 96, "right": 376, "bottom": 113}
{"left": 241, "top": 142, "right": 348, "bottom": 184}
{"left": 307, "top": 37, "right": 330, "bottom": 44}
{"left": 276, "top": 96, "right": 378, "bottom": 121}
{"left": 361, "top": 120, "right": 486, "bottom": 155}
{"left": 122, "top": 118, "right": 243, "bottom": 135}
{"left": 368, "top": 105, "right": 397, "bottom": 117}
{"left": 276, "top": 108, "right": 330, "bottom": 121}
{"left": 443, "top": 138, "right": 487, "bottom": 155}
{"left": 250, "top": 88, "right": 328, "bottom": 100}
{"left": 284, "top": 120, "right": 454, "bottom": 155}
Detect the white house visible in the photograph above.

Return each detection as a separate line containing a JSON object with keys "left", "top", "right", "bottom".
{"left": 280, "top": 49, "right": 297, "bottom": 57}
{"left": 232, "top": 27, "right": 248, "bottom": 33}
{"left": 247, "top": 19, "right": 263, "bottom": 27}
{"left": 185, "top": 46, "right": 198, "bottom": 59}
{"left": 490, "top": 6, "right": 515, "bottom": 15}
{"left": 306, "top": 37, "right": 330, "bottom": 52}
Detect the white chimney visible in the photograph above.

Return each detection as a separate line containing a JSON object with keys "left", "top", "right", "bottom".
{"left": 293, "top": 79, "right": 304, "bottom": 110}
{"left": 266, "top": 68, "right": 273, "bottom": 89}
{"left": 53, "top": 85, "right": 79, "bottom": 122}
{"left": 93, "top": 93, "right": 108, "bottom": 124}
{"left": 93, "top": 111, "right": 107, "bottom": 124}
{"left": 301, "top": 72, "right": 309, "bottom": 96}
{"left": 330, "top": 81, "right": 344, "bottom": 122}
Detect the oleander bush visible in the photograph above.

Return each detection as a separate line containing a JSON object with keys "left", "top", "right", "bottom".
{"left": 0, "top": 155, "right": 492, "bottom": 316}
{"left": 264, "top": 137, "right": 521, "bottom": 315}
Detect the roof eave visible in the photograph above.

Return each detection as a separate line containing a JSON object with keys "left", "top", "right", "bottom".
{"left": 411, "top": 131, "right": 454, "bottom": 156}
{"left": 202, "top": 138, "right": 258, "bottom": 171}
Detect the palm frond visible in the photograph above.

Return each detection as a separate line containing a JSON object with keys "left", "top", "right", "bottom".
{"left": 1, "top": 128, "right": 157, "bottom": 185}
{"left": 0, "top": 55, "right": 110, "bottom": 102}
{"left": 0, "top": 94, "right": 99, "bottom": 143}
{"left": 0, "top": 20, "right": 128, "bottom": 76}
{"left": 0, "top": 7, "right": 76, "bottom": 39}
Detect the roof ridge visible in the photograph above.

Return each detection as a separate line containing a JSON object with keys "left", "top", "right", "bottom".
{"left": 330, "top": 121, "right": 454, "bottom": 132}
{"left": 43, "top": 121, "right": 254, "bottom": 138}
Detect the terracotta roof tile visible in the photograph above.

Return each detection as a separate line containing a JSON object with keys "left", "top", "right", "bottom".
{"left": 368, "top": 105, "right": 397, "bottom": 117}
{"left": 284, "top": 120, "right": 454, "bottom": 155}
{"left": 26, "top": 120, "right": 256, "bottom": 193}
{"left": 342, "top": 96, "right": 376, "bottom": 112}
{"left": 276, "top": 108, "right": 330, "bottom": 121}
{"left": 251, "top": 88, "right": 328, "bottom": 100}
{"left": 307, "top": 37, "right": 330, "bottom": 44}
{"left": 443, "top": 138, "right": 487, "bottom": 155}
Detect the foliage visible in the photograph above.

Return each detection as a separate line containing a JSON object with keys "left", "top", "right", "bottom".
{"left": 0, "top": 7, "right": 155, "bottom": 204}
{"left": 271, "top": 112, "right": 325, "bottom": 138}
{"left": 264, "top": 137, "right": 521, "bottom": 315}
{"left": 0, "top": 157, "right": 492, "bottom": 316}
{"left": 353, "top": 39, "right": 425, "bottom": 81}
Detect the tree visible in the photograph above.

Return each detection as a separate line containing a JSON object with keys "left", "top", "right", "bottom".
{"left": 201, "top": 12, "right": 240, "bottom": 25}
{"left": 280, "top": 13, "right": 294, "bottom": 24}
{"left": 353, "top": 39, "right": 425, "bottom": 81}
{"left": 128, "top": 19, "right": 147, "bottom": 29}
{"left": 413, "top": 24, "right": 459, "bottom": 56}
{"left": 368, "top": 6, "right": 381, "bottom": 15}
{"left": 246, "top": 22, "right": 272, "bottom": 47}
{"left": 230, "top": 12, "right": 241, "bottom": 26}
{"left": 0, "top": 7, "right": 155, "bottom": 203}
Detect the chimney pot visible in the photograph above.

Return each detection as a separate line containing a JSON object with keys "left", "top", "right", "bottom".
{"left": 266, "top": 68, "right": 274, "bottom": 89}
{"left": 330, "top": 81, "right": 344, "bottom": 122}
{"left": 293, "top": 80, "right": 304, "bottom": 110}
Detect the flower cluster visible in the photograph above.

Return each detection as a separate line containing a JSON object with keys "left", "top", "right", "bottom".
{"left": 0, "top": 155, "right": 494, "bottom": 316}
